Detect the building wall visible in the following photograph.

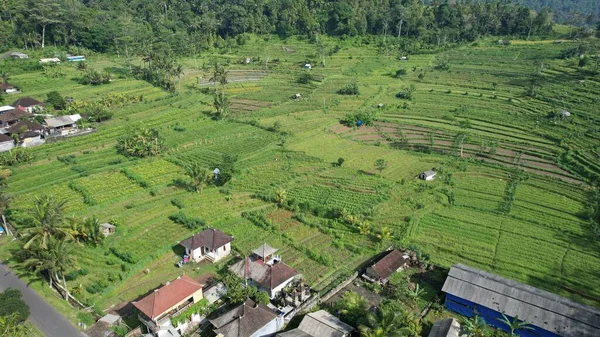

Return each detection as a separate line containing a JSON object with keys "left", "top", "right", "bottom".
{"left": 249, "top": 317, "right": 280, "bottom": 337}
{"left": 22, "top": 136, "right": 44, "bottom": 147}
{"left": 214, "top": 242, "right": 231, "bottom": 261}
{"left": 445, "top": 294, "right": 558, "bottom": 337}
{"left": 0, "top": 141, "right": 14, "bottom": 152}
{"left": 153, "top": 288, "right": 203, "bottom": 324}
{"left": 270, "top": 276, "right": 295, "bottom": 299}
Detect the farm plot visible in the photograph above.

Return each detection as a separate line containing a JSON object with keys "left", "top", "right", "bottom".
{"left": 228, "top": 98, "right": 273, "bottom": 114}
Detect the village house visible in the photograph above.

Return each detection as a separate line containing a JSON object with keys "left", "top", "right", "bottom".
{"left": 132, "top": 275, "right": 203, "bottom": 337}
{"left": 0, "top": 109, "right": 33, "bottom": 128}
{"left": 85, "top": 313, "right": 122, "bottom": 337}
{"left": 443, "top": 264, "right": 600, "bottom": 337}
{"left": 179, "top": 228, "right": 233, "bottom": 263}
{"left": 229, "top": 243, "right": 298, "bottom": 299}
{"left": 0, "top": 106, "right": 14, "bottom": 114}
{"left": 210, "top": 299, "right": 283, "bottom": 337}
{"left": 1, "top": 82, "right": 19, "bottom": 94}
{"left": 45, "top": 114, "right": 81, "bottom": 136}
{"left": 39, "top": 58, "right": 61, "bottom": 64}
{"left": 0, "top": 134, "right": 14, "bottom": 152}
{"left": 7, "top": 120, "right": 45, "bottom": 148}
{"left": 419, "top": 170, "right": 436, "bottom": 181}
{"left": 363, "top": 249, "right": 410, "bottom": 284}
{"left": 99, "top": 223, "right": 116, "bottom": 236}
{"left": 277, "top": 310, "right": 354, "bottom": 337}
{"left": 12, "top": 97, "right": 44, "bottom": 112}
{"left": 10, "top": 52, "right": 28, "bottom": 59}
{"left": 427, "top": 318, "right": 461, "bottom": 337}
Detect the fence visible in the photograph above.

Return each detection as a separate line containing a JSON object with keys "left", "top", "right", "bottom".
{"left": 320, "top": 272, "right": 359, "bottom": 303}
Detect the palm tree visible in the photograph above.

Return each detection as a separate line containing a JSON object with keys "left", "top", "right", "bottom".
{"left": 21, "top": 195, "right": 73, "bottom": 250}
{"left": 274, "top": 188, "right": 287, "bottom": 207}
{"left": 360, "top": 306, "right": 414, "bottom": 337}
{"left": 358, "top": 221, "right": 372, "bottom": 235}
{"left": 377, "top": 226, "right": 393, "bottom": 241}
{"left": 69, "top": 216, "right": 104, "bottom": 246}
{"left": 209, "top": 63, "right": 228, "bottom": 93}
{"left": 336, "top": 291, "right": 368, "bottom": 326}
{"left": 498, "top": 313, "right": 534, "bottom": 336}
{"left": 185, "top": 162, "right": 213, "bottom": 193}
{"left": 213, "top": 90, "right": 228, "bottom": 118}
{"left": 23, "top": 237, "right": 75, "bottom": 300}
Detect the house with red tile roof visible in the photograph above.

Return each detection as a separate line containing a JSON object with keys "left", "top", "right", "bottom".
{"left": 179, "top": 228, "right": 233, "bottom": 263}
{"left": 229, "top": 243, "right": 298, "bottom": 299}
{"left": 132, "top": 275, "right": 203, "bottom": 335}
{"left": 364, "top": 249, "right": 410, "bottom": 284}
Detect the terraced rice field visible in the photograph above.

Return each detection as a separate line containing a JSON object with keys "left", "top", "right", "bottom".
{"left": 1, "top": 34, "right": 599, "bottom": 319}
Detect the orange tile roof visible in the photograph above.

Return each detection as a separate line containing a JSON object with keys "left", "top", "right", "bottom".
{"left": 132, "top": 275, "right": 203, "bottom": 321}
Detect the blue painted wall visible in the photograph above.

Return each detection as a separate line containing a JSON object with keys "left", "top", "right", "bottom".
{"left": 445, "top": 294, "right": 560, "bottom": 337}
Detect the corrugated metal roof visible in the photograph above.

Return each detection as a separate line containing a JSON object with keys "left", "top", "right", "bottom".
{"left": 427, "top": 318, "right": 460, "bottom": 337}
{"left": 45, "top": 114, "right": 81, "bottom": 128}
{"left": 297, "top": 310, "right": 353, "bottom": 337}
{"left": 442, "top": 264, "right": 600, "bottom": 337}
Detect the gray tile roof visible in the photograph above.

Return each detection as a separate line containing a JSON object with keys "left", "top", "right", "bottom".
{"left": 229, "top": 258, "right": 297, "bottom": 291}
{"left": 427, "top": 318, "right": 460, "bottom": 337}
{"left": 179, "top": 228, "right": 233, "bottom": 251}
{"left": 210, "top": 299, "right": 277, "bottom": 337}
{"left": 442, "top": 264, "right": 600, "bottom": 337}
{"left": 44, "top": 114, "right": 81, "bottom": 128}
{"left": 252, "top": 243, "right": 278, "bottom": 259}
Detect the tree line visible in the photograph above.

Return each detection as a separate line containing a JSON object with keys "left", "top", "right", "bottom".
{"left": 0, "top": 0, "right": 555, "bottom": 55}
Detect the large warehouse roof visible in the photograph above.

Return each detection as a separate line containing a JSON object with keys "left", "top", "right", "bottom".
{"left": 442, "top": 264, "right": 600, "bottom": 337}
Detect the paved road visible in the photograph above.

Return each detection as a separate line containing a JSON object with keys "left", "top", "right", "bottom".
{"left": 0, "top": 261, "right": 83, "bottom": 337}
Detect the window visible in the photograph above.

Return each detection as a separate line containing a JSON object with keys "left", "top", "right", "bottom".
{"left": 223, "top": 246, "right": 226, "bottom": 252}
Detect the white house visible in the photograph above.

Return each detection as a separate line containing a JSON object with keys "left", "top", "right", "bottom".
{"left": 10, "top": 52, "right": 28, "bottom": 59}
{"left": 229, "top": 243, "right": 298, "bottom": 299}
{"left": 39, "top": 58, "right": 61, "bottom": 64}
{"left": 179, "top": 228, "right": 233, "bottom": 263}
{"left": 1, "top": 83, "right": 19, "bottom": 94}
{"left": 304, "top": 63, "right": 312, "bottom": 69}
{"left": 12, "top": 97, "right": 44, "bottom": 113}
{"left": 0, "top": 134, "right": 14, "bottom": 152}
{"left": 419, "top": 170, "right": 436, "bottom": 181}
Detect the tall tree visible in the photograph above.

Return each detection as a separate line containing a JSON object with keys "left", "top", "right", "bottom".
{"left": 27, "top": 0, "right": 64, "bottom": 48}
{"left": 23, "top": 237, "right": 75, "bottom": 300}
{"left": 21, "top": 195, "right": 73, "bottom": 250}
{"left": 184, "top": 163, "right": 213, "bottom": 194}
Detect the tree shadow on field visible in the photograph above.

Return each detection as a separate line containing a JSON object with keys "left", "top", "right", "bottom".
{"left": 169, "top": 178, "right": 194, "bottom": 192}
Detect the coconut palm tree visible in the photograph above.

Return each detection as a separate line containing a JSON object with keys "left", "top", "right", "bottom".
{"left": 498, "top": 313, "right": 534, "bottom": 336}
{"left": 360, "top": 306, "right": 414, "bottom": 337}
{"left": 358, "top": 221, "right": 372, "bottom": 235}
{"left": 336, "top": 291, "right": 368, "bottom": 326}
{"left": 377, "top": 226, "right": 393, "bottom": 241}
{"left": 21, "top": 195, "right": 73, "bottom": 250}
{"left": 23, "top": 237, "right": 75, "bottom": 300}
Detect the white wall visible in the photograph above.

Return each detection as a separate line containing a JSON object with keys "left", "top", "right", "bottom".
{"left": 250, "top": 317, "right": 279, "bottom": 337}
{"left": 0, "top": 141, "right": 14, "bottom": 152}
{"left": 270, "top": 276, "right": 295, "bottom": 299}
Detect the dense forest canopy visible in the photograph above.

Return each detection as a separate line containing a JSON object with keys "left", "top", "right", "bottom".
{"left": 0, "top": 0, "right": 556, "bottom": 55}
{"left": 511, "top": 0, "right": 600, "bottom": 25}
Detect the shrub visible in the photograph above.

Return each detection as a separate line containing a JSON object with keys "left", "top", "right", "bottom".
{"left": 396, "top": 84, "right": 416, "bottom": 100}
{"left": 297, "top": 72, "right": 314, "bottom": 84}
{"left": 171, "top": 198, "right": 184, "bottom": 209}
{"left": 0, "top": 148, "right": 34, "bottom": 166}
{"left": 394, "top": 68, "right": 407, "bottom": 77}
{"left": 79, "top": 69, "right": 111, "bottom": 85}
{"left": 110, "top": 247, "right": 136, "bottom": 264}
{"left": 338, "top": 82, "right": 359, "bottom": 95}
{"left": 169, "top": 212, "right": 205, "bottom": 230}
{"left": 116, "top": 127, "right": 164, "bottom": 158}
{"left": 57, "top": 154, "right": 77, "bottom": 164}
{"left": 337, "top": 157, "right": 345, "bottom": 167}
{"left": 344, "top": 111, "right": 376, "bottom": 126}
{"left": 46, "top": 91, "right": 66, "bottom": 110}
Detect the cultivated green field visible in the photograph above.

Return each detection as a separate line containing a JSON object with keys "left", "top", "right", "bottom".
{"left": 1, "top": 34, "right": 599, "bottom": 323}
